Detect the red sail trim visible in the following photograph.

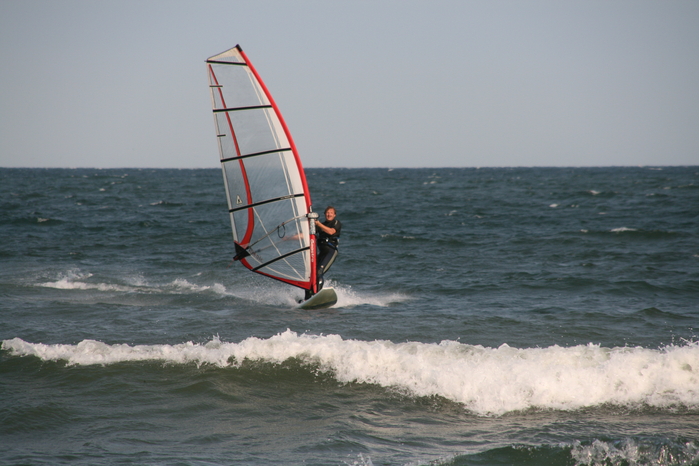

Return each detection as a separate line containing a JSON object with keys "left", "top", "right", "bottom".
{"left": 236, "top": 46, "right": 317, "bottom": 293}
{"left": 208, "top": 62, "right": 256, "bottom": 248}
{"left": 237, "top": 251, "right": 311, "bottom": 290}
{"left": 251, "top": 271, "right": 311, "bottom": 290}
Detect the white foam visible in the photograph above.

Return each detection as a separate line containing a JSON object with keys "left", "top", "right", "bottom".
{"left": 36, "top": 270, "right": 401, "bottom": 308}
{"left": 40, "top": 271, "right": 144, "bottom": 293}
{"left": 40, "top": 270, "right": 133, "bottom": 292}
{"left": 332, "top": 283, "right": 409, "bottom": 308}
{"left": 570, "top": 438, "right": 699, "bottom": 466}
{"left": 169, "top": 278, "right": 211, "bottom": 293}
{"left": 232, "top": 285, "right": 299, "bottom": 307}
{"left": 39, "top": 271, "right": 231, "bottom": 297}
{"left": 4, "top": 331, "right": 698, "bottom": 416}
{"left": 217, "top": 279, "right": 409, "bottom": 308}
{"left": 42, "top": 279, "right": 134, "bottom": 292}
{"left": 611, "top": 227, "right": 638, "bottom": 233}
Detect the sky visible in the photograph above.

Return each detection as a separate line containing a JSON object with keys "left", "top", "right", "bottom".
{"left": 1, "top": 1, "right": 698, "bottom": 168}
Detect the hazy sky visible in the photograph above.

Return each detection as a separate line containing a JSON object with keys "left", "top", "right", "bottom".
{"left": 1, "top": 1, "right": 698, "bottom": 168}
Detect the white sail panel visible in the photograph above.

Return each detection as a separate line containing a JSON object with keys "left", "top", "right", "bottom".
{"left": 207, "top": 45, "right": 315, "bottom": 290}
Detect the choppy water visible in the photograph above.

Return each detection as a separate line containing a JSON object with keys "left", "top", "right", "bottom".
{"left": 1, "top": 166, "right": 698, "bottom": 465}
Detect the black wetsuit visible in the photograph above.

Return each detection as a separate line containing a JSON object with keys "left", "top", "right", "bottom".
{"left": 316, "top": 218, "right": 341, "bottom": 289}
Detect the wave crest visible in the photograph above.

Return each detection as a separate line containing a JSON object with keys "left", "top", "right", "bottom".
{"left": 3, "top": 331, "right": 698, "bottom": 416}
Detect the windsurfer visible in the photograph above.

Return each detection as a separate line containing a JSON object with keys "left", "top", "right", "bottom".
{"left": 305, "top": 206, "right": 341, "bottom": 299}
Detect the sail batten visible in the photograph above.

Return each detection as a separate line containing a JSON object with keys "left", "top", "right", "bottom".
{"left": 228, "top": 193, "right": 305, "bottom": 214}
{"left": 207, "top": 45, "right": 316, "bottom": 292}
{"left": 206, "top": 60, "right": 247, "bottom": 66}
{"left": 213, "top": 104, "right": 273, "bottom": 113}
{"left": 252, "top": 246, "right": 311, "bottom": 272}
{"left": 221, "top": 147, "right": 293, "bottom": 163}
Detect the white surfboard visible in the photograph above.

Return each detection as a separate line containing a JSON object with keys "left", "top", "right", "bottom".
{"left": 296, "top": 287, "right": 337, "bottom": 310}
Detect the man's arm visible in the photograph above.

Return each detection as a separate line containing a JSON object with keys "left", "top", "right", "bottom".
{"left": 315, "top": 221, "right": 336, "bottom": 236}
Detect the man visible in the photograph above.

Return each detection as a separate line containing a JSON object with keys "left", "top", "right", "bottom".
{"left": 314, "top": 206, "right": 341, "bottom": 292}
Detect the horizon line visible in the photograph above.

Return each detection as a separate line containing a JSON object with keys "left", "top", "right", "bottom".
{"left": 1, "top": 164, "right": 697, "bottom": 170}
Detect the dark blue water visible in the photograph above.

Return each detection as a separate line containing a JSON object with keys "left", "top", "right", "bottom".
{"left": 1, "top": 167, "right": 698, "bottom": 465}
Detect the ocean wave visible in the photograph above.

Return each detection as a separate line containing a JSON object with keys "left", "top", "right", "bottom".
{"left": 3, "top": 331, "right": 698, "bottom": 416}
{"left": 569, "top": 438, "right": 699, "bottom": 466}
{"left": 333, "top": 283, "right": 409, "bottom": 307}
{"left": 441, "top": 438, "right": 699, "bottom": 466}
{"left": 148, "top": 200, "right": 185, "bottom": 207}
{"left": 36, "top": 271, "right": 405, "bottom": 308}
{"left": 38, "top": 270, "right": 224, "bottom": 296}
{"left": 580, "top": 228, "right": 687, "bottom": 239}
{"left": 232, "top": 281, "right": 408, "bottom": 308}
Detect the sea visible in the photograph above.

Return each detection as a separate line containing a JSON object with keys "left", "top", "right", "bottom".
{"left": 1, "top": 166, "right": 698, "bottom": 466}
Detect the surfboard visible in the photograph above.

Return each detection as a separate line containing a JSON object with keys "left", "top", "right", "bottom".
{"left": 296, "top": 288, "right": 338, "bottom": 310}
{"left": 206, "top": 45, "right": 333, "bottom": 307}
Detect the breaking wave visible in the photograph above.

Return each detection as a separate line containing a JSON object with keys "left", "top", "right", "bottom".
{"left": 3, "top": 330, "right": 698, "bottom": 416}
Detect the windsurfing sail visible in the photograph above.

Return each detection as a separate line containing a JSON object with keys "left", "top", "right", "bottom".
{"left": 206, "top": 45, "right": 318, "bottom": 294}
